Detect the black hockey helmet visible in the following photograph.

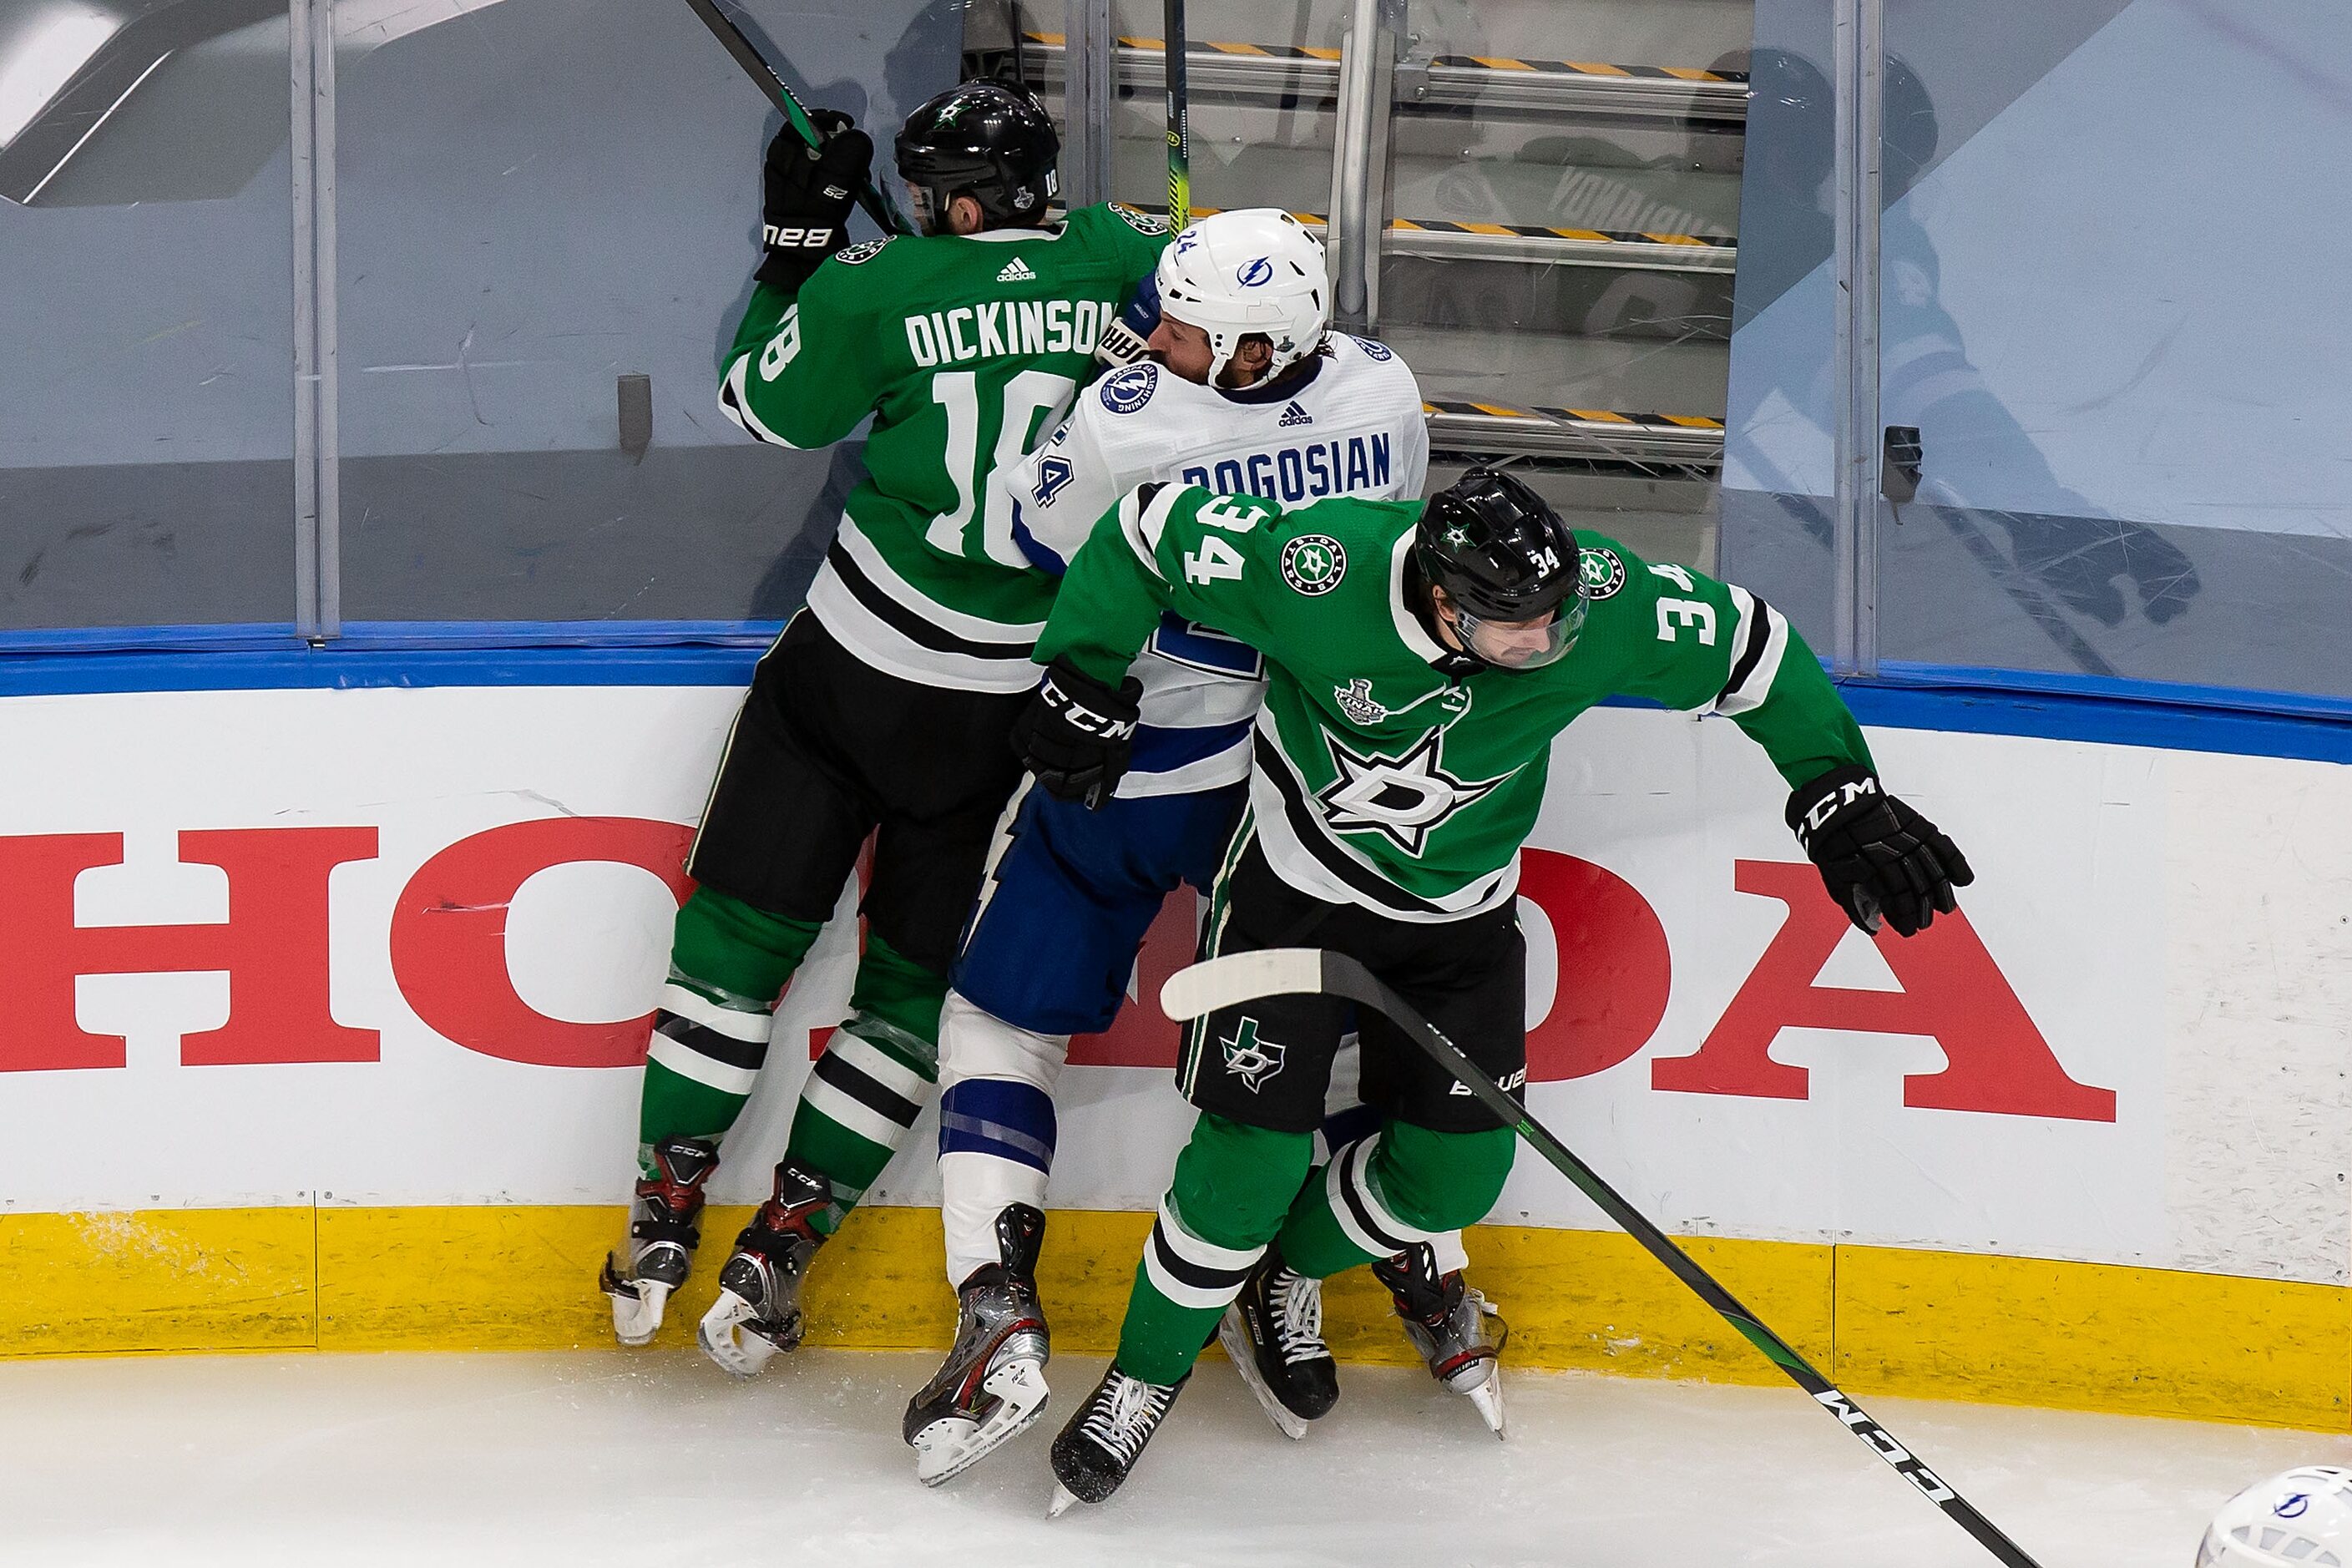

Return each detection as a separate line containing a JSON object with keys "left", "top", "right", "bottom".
{"left": 894, "top": 80, "right": 1060, "bottom": 232}
{"left": 1416, "top": 468, "right": 1586, "bottom": 669}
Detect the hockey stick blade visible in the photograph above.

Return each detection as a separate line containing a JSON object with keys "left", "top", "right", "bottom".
{"left": 1159, "top": 948, "right": 1325, "bottom": 1021}
{"left": 1188, "top": 945, "right": 2048, "bottom": 1568}
{"left": 679, "top": 0, "right": 913, "bottom": 236}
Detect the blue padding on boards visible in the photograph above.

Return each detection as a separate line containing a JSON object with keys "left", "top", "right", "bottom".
{"left": 1839, "top": 662, "right": 2352, "bottom": 766}
{"left": 938, "top": 1078, "right": 1058, "bottom": 1172}
{"left": 0, "top": 643, "right": 767, "bottom": 695}
{"left": 1, "top": 629, "right": 2348, "bottom": 764}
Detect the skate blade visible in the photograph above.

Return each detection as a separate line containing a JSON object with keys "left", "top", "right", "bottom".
{"left": 1047, "top": 1481, "right": 1083, "bottom": 1520}
{"left": 911, "top": 1357, "right": 1050, "bottom": 1487}
{"left": 606, "top": 1277, "right": 670, "bottom": 1348}
{"left": 1461, "top": 1365, "right": 1507, "bottom": 1440}
{"left": 1216, "top": 1305, "right": 1309, "bottom": 1441}
{"left": 697, "top": 1288, "right": 781, "bottom": 1378}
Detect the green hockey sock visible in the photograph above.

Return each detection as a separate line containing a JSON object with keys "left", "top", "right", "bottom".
{"left": 1114, "top": 1114, "right": 1313, "bottom": 1387}
{"left": 782, "top": 933, "right": 946, "bottom": 1234}
{"left": 636, "top": 887, "right": 825, "bottom": 1163}
{"left": 1275, "top": 1120, "right": 1518, "bottom": 1279}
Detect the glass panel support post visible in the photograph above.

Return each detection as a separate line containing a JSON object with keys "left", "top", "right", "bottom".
{"left": 1830, "top": 0, "right": 1882, "bottom": 675}
{"left": 1328, "top": 0, "right": 1399, "bottom": 332}
{"left": 291, "top": 0, "right": 341, "bottom": 642}
{"left": 1061, "top": 0, "right": 1114, "bottom": 208}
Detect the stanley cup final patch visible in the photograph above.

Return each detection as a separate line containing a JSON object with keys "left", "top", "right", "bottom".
{"left": 1220, "top": 1016, "right": 1286, "bottom": 1091}
{"left": 1281, "top": 534, "right": 1347, "bottom": 595}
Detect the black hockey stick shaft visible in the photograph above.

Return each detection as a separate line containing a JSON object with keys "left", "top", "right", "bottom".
{"left": 679, "top": 0, "right": 913, "bottom": 236}
{"left": 1167, "top": 949, "right": 2047, "bottom": 1568}
{"left": 1164, "top": 0, "right": 1191, "bottom": 231}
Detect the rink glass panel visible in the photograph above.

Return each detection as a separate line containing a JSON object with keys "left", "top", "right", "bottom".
{"left": 327, "top": 0, "right": 958, "bottom": 628}
{"left": 1090, "top": 0, "right": 1759, "bottom": 573}
{"left": 0, "top": 0, "right": 299, "bottom": 641}
{"left": 1378, "top": 0, "right": 1753, "bottom": 574}
{"left": 1867, "top": 0, "right": 2352, "bottom": 699}
{"left": 1721, "top": 0, "right": 2352, "bottom": 701}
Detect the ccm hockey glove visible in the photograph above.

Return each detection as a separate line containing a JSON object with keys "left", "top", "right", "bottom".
{"left": 756, "top": 110, "right": 873, "bottom": 292}
{"left": 1013, "top": 657, "right": 1142, "bottom": 809}
{"left": 1787, "top": 766, "right": 1974, "bottom": 937}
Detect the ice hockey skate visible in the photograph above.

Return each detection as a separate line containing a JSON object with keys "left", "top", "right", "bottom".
{"left": 1217, "top": 1247, "right": 1338, "bottom": 1439}
{"left": 598, "top": 1135, "right": 718, "bottom": 1346}
{"left": 1373, "top": 1243, "right": 1509, "bottom": 1438}
{"left": 1047, "top": 1365, "right": 1187, "bottom": 1515}
{"left": 903, "top": 1204, "right": 1051, "bottom": 1485}
{"left": 697, "top": 1158, "right": 830, "bottom": 1377}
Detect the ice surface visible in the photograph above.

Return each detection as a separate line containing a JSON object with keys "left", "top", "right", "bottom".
{"left": 0, "top": 1348, "right": 2338, "bottom": 1567}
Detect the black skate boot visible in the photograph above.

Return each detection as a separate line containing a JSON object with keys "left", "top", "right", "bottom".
{"left": 696, "top": 1158, "right": 830, "bottom": 1378}
{"left": 599, "top": 1135, "right": 717, "bottom": 1346}
{"left": 1372, "top": 1242, "right": 1510, "bottom": 1438}
{"left": 903, "top": 1204, "right": 1051, "bottom": 1486}
{"left": 1218, "top": 1247, "right": 1338, "bottom": 1439}
{"left": 1046, "top": 1364, "right": 1187, "bottom": 1515}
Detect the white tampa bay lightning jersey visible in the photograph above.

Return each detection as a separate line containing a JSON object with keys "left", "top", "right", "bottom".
{"left": 1007, "top": 331, "right": 1428, "bottom": 798}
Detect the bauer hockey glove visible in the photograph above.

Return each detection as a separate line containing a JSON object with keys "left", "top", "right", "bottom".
{"left": 756, "top": 110, "right": 873, "bottom": 292}
{"left": 1095, "top": 270, "right": 1162, "bottom": 369}
{"left": 1787, "top": 766, "right": 1974, "bottom": 937}
{"left": 1013, "top": 657, "right": 1142, "bottom": 809}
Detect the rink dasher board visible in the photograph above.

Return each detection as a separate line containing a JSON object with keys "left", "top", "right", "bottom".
{"left": 0, "top": 684, "right": 2343, "bottom": 1423}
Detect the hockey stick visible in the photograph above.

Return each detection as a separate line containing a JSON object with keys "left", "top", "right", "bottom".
{"left": 1164, "top": 0, "right": 1192, "bottom": 230}
{"left": 680, "top": 0, "right": 915, "bottom": 236}
{"left": 1161, "top": 948, "right": 2050, "bottom": 1568}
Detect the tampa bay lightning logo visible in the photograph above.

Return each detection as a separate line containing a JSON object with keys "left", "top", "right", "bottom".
{"left": 1099, "top": 362, "right": 1159, "bottom": 414}
{"left": 1033, "top": 456, "right": 1075, "bottom": 505}
{"left": 2278, "top": 1494, "right": 2312, "bottom": 1519}
{"left": 1350, "top": 335, "right": 1393, "bottom": 362}
{"left": 1237, "top": 255, "right": 1274, "bottom": 287}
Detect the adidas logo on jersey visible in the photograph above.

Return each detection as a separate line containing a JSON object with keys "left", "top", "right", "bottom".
{"left": 997, "top": 256, "right": 1037, "bottom": 283}
{"left": 1278, "top": 401, "right": 1313, "bottom": 427}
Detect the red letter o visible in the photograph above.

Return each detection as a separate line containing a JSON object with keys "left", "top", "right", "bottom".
{"left": 391, "top": 817, "right": 694, "bottom": 1068}
{"left": 1518, "top": 848, "right": 1672, "bottom": 1083}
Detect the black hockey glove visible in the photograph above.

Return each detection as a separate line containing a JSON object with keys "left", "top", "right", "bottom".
{"left": 1787, "top": 765, "right": 1975, "bottom": 938}
{"left": 756, "top": 110, "right": 873, "bottom": 293}
{"left": 1012, "top": 657, "right": 1142, "bottom": 810}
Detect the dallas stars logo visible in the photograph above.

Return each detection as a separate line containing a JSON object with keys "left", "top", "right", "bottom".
{"left": 1315, "top": 727, "right": 1510, "bottom": 856}
{"left": 1220, "top": 1016, "right": 1285, "bottom": 1091}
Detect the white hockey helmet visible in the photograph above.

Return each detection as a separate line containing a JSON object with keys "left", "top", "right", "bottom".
{"left": 1153, "top": 208, "right": 1330, "bottom": 386}
{"left": 2198, "top": 1468, "right": 2352, "bottom": 1567}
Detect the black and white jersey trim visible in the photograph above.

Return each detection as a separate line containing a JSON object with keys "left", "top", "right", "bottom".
{"left": 1712, "top": 587, "right": 1789, "bottom": 718}
{"left": 824, "top": 540, "right": 1038, "bottom": 661}
{"left": 811, "top": 1045, "right": 924, "bottom": 1128}
{"left": 1326, "top": 1134, "right": 1448, "bottom": 1261}
{"left": 797, "top": 1027, "right": 938, "bottom": 1150}
{"left": 645, "top": 980, "right": 777, "bottom": 1095}
{"left": 1142, "top": 1195, "right": 1266, "bottom": 1310}
{"left": 655, "top": 1014, "right": 768, "bottom": 1072}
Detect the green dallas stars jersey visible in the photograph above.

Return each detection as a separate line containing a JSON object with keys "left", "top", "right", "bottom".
{"left": 719, "top": 203, "right": 1171, "bottom": 691}
{"left": 1035, "top": 484, "right": 1875, "bottom": 920}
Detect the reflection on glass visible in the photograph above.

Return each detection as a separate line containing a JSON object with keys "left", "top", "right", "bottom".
{"left": 331, "top": 0, "right": 960, "bottom": 626}
{"left": 0, "top": 0, "right": 296, "bottom": 637}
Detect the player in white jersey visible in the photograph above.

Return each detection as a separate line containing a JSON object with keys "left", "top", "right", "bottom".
{"left": 901, "top": 211, "right": 1501, "bottom": 1486}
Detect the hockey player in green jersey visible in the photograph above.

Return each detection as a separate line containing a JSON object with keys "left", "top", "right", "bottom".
{"left": 1018, "top": 469, "right": 1974, "bottom": 1509}
{"left": 599, "top": 81, "right": 1171, "bottom": 1373}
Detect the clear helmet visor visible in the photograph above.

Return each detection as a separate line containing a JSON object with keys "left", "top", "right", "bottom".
{"left": 1454, "top": 594, "right": 1586, "bottom": 670}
